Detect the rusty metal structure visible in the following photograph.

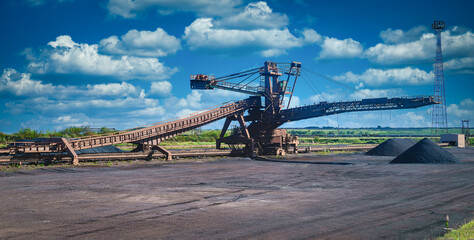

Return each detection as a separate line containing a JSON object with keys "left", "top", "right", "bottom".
{"left": 1, "top": 61, "right": 437, "bottom": 164}
{"left": 192, "top": 61, "right": 436, "bottom": 156}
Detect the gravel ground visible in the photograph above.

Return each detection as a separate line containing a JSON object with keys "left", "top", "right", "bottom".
{"left": 1, "top": 147, "right": 473, "bottom": 239}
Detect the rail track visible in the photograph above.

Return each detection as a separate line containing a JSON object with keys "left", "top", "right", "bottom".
{"left": 0, "top": 144, "right": 383, "bottom": 165}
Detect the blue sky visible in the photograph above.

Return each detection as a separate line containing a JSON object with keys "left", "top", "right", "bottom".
{"left": 1, "top": 0, "right": 473, "bottom": 133}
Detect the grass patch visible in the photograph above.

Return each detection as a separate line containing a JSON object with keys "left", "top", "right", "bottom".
{"left": 0, "top": 162, "right": 72, "bottom": 172}
{"left": 438, "top": 219, "right": 474, "bottom": 240}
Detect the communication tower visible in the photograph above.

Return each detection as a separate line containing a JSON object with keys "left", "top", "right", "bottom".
{"left": 431, "top": 20, "right": 448, "bottom": 135}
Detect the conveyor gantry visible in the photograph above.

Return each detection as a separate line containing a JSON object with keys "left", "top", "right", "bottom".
{"left": 2, "top": 97, "right": 260, "bottom": 164}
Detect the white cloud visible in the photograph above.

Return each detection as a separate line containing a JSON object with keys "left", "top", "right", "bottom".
{"left": 394, "top": 111, "right": 430, "bottom": 127}
{"left": 86, "top": 82, "right": 140, "bottom": 97}
{"left": 48, "top": 35, "right": 77, "bottom": 48}
{"left": 99, "top": 28, "right": 181, "bottom": 57}
{"left": 301, "top": 28, "right": 322, "bottom": 44}
{"left": 305, "top": 88, "right": 405, "bottom": 104}
{"left": 364, "top": 34, "right": 434, "bottom": 65}
{"left": 215, "top": 1, "right": 288, "bottom": 30}
{"left": 1, "top": 69, "right": 256, "bottom": 132}
{"left": 286, "top": 95, "right": 300, "bottom": 108}
{"left": 149, "top": 81, "right": 172, "bottom": 96}
{"left": 28, "top": 35, "right": 177, "bottom": 80}
{"left": 445, "top": 98, "right": 474, "bottom": 127}
{"left": 318, "top": 37, "right": 363, "bottom": 59}
{"left": 183, "top": 18, "right": 317, "bottom": 56}
{"left": 106, "top": 0, "right": 241, "bottom": 18}
{"left": 365, "top": 27, "right": 474, "bottom": 65}
{"left": 308, "top": 91, "right": 345, "bottom": 103}
{"left": 1, "top": 68, "right": 142, "bottom": 99}
{"left": 177, "top": 90, "right": 203, "bottom": 109}
{"left": 53, "top": 113, "right": 91, "bottom": 126}
{"left": 334, "top": 67, "right": 433, "bottom": 87}
{"left": 5, "top": 94, "right": 160, "bottom": 115}
{"left": 349, "top": 88, "right": 405, "bottom": 99}
{"left": 162, "top": 89, "right": 249, "bottom": 118}
{"left": 447, "top": 98, "right": 474, "bottom": 118}
{"left": 379, "top": 25, "right": 428, "bottom": 44}
{"left": 0, "top": 69, "right": 54, "bottom": 97}
{"left": 129, "top": 106, "right": 166, "bottom": 117}
{"left": 444, "top": 57, "right": 474, "bottom": 74}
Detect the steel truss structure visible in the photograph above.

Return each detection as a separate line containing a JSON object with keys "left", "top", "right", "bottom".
{"left": 1, "top": 61, "right": 438, "bottom": 164}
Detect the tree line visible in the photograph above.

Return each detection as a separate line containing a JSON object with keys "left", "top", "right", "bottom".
{"left": 0, "top": 127, "right": 116, "bottom": 144}
{"left": 0, "top": 127, "right": 224, "bottom": 144}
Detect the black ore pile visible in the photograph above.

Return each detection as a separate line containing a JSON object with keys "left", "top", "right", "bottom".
{"left": 366, "top": 138, "right": 417, "bottom": 156}
{"left": 390, "top": 138, "right": 459, "bottom": 164}
{"left": 76, "top": 145, "right": 125, "bottom": 155}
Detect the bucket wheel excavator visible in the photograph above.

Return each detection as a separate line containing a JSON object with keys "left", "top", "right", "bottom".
{"left": 191, "top": 61, "right": 436, "bottom": 156}
{"left": 1, "top": 61, "right": 437, "bottom": 164}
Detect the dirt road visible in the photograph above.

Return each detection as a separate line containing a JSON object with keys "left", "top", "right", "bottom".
{"left": 1, "top": 148, "right": 473, "bottom": 239}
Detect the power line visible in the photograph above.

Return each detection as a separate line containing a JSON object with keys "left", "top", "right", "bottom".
{"left": 301, "top": 71, "right": 326, "bottom": 102}
{"left": 302, "top": 67, "right": 372, "bottom": 98}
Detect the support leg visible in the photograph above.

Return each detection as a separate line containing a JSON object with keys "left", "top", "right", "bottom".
{"left": 149, "top": 145, "right": 172, "bottom": 161}
{"left": 60, "top": 138, "right": 78, "bottom": 165}
{"left": 217, "top": 117, "right": 233, "bottom": 149}
{"left": 131, "top": 143, "right": 149, "bottom": 152}
{"left": 236, "top": 113, "right": 250, "bottom": 139}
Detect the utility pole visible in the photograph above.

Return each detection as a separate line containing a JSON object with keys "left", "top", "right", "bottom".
{"left": 431, "top": 20, "right": 448, "bottom": 136}
{"left": 462, "top": 120, "right": 470, "bottom": 147}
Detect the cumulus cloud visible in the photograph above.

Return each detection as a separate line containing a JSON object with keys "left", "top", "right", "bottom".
{"left": 129, "top": 106, "right": 166, "bottom": 117}
{"left": 215, "top": 1, "right": 288, "bottom": 30}
{"left": 149, "top": 81, "right": 172, "bottom": 96}
{"left": 52, "top": 113, "right": 92, "bottom": 128}
{"left": 301, "top": 28, "right": 322, "bottom": 44}
{"left": 0, "top": 69, "right": 54, "bottom": 97}
{"left": 5, "top": 93, "right": 160, "bottom": 116}
{"left": 379, "top": 25, "right": 429, "bottom": 44}
{"left": 28, "top": 35, "right": 177, "bottom": 80}
{"left": 106, "top": 0, "right": 241, "bottom": 18}
{"left": 86, "top": 82, "right": 140, "bottom": 97}
{"left": 183, "top": 18, "right": 318, "bottom": 56}
{"left": 333, "top": 67, "right": 433, "bottom": 87}
{"left": 0, "top": 68, "right": 141, "bottom": 99}
{"left": 1, "top": 68, "right": 253, "bottom": 132}
{"left": 163, "top": 89, "right": 248, "bottom": 118}
{"left": 349, "top": 88, "right": 405, "bottom": 99}
{"left": 447, "top": 98, "right": 474, "bottom": 118}
{"left": 305, "top": 88, "right": 405, "bottom": 104}
{"left": 308, "top": 91, "right": 345, "bottom": 103}
{"left": 318, "top": 37, "right": 363, "bottom": 59}
{"left": 286, "top": 95, "right": 300, "bottom": 108}
{"left": 444, "top": 57, "right": 474, "bottom": 74}
{"left": 99, "top": 28, "right": 181, "bottom": 57}
{"left": 365, "top": 27, "right": 474, "bottom": 65}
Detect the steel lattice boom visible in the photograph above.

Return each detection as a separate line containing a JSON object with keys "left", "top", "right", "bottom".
{"left": 278, "top": 96, "right": 436, "bottom": 123}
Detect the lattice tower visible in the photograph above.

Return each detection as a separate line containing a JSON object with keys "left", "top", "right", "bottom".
{"left": 431, "top": 20, "right": 448, "bottom": 135}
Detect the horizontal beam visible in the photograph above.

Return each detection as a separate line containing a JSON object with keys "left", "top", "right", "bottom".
{"left": 279, "top": 96, "right": 436, "bottom": 122}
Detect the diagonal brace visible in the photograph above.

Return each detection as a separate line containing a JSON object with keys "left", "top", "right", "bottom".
{"left": 60, "top": 138, "right": 78, "bottom": 165}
